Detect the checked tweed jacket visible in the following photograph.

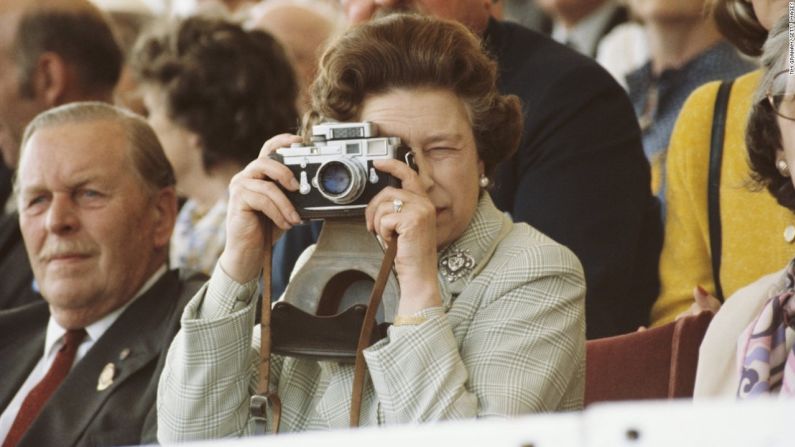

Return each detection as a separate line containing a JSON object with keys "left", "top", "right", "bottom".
{"left": 157, "top": 195, "right": 586, "bottom": 442}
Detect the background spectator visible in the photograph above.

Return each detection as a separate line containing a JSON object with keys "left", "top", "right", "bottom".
{"left": 625, "top": 0, "right": 755, "bottom": 206}
{"left": 132, "top": 16, "right": 299, "bottom": 275}
{"left": 91, "top": 0, "right": 157, "bottom": 116}
{"left": 249, "top": 0, "right": 345, "bottom": 113}
{"left": 536, "top": 0, "right": 628, "bottom": 57}
{"left": 595, "top": 21, "right": 648, "bottom": 89}
{"left": 651, "top": 0, "right": 789, "bottom": 325}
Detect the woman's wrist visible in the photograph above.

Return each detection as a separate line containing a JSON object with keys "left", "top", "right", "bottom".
{"left": 396, "top": 279, "right": 442, "bottom": 315}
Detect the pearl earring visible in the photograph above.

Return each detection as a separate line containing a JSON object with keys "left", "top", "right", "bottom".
{"left": 777, "top": 159, "right": 790, "bottom": 177}
{"left": 479, "top": 174, "right": 489, "bottom": 188}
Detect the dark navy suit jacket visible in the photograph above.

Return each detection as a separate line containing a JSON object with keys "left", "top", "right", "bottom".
{"left": 0, "top": 269, "right": 205, "bottom": 447}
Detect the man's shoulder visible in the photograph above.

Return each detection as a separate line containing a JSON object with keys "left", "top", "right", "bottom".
{"left": 143, "top": 268, "right": 208, "bottom": 318}
{"left": 0, "top": 210, "right": 20, "bottom": 244}
{"left": 0, "top": 300, "right": 48, "bottom": 346}
{"left": 491, "top": 19, "right": 616, "bottom": 86}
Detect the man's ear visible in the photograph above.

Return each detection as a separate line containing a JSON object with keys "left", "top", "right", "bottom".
{"left": 32, "top": 52, "right": 69, "bottom": 106}
{"left": 150, "top": 186, "right": 178, "bottom": 250}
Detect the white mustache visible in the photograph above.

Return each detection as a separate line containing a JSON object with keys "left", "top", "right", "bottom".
{"left": 38, "top": 239, "right": 98, "bottom": 262}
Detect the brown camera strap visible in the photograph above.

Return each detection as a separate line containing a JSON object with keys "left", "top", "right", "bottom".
{"left": 350, "top": 238, "right": 397, "bottom": 427}
{"left": 250, "top": 221, "right": 282, "bottom": 434}
{"left": 251, "top": 222, "right": 397, "bottom": 432}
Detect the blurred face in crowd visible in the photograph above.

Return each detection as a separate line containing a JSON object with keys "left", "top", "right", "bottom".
{"left": 627, "top": 0, "right": 707, "bottom": 21}
{"left": 142, "top": 86, "right": 202, "bottom": 197}
{"left": 360, "top": 88, "right": 483, "bottom": 248}
{"left": 340, "top": 0, "right": 492, "bottom": 33}
{"left": 751, "top": 0, "right": 789, "bottom": 30}
{"left": 254, "top": 3, "right": 334, "bottom": 110}
{"left": 535, "top": 0, "right": 609, "bottom": 25}
{"left": 0, "top": 8, "right": 45, "bottom": 168}
{"left": 17, "top": 119, "right": 175, "bottom": 329}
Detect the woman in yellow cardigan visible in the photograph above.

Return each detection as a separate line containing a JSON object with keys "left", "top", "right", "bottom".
{"left": 651, "top": 0, "right": 791, "bottom": 325}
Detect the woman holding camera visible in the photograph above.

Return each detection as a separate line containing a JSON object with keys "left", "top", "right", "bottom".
{"left": 157, "top": 14, "right": 585, "bottom": 441}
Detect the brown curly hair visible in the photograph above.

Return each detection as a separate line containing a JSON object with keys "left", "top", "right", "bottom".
{"left": 131, "top": 16, "right": 299, "bottom": 171}
{"left": 306, "top": 14, "right": 522, "bottom": 177}
{"left": 747, "top": 16, "right": 795, "bottom": 210}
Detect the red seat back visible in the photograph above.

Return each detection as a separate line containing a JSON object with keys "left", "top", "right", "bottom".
{"left": 584, "top": 311, "right": 713, "bottom": 406}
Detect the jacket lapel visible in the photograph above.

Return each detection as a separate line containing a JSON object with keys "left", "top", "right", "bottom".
{"left": 20, "top": 271, "right": 181, "bottom": 447}
{"left": 436, "top": 194, "right": 511, "bottom": 311}
{"left": 0, "top": 301, "right": 49, "bottom": 411}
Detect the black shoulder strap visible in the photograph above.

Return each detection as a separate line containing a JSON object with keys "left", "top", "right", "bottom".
{"left": 708, "top": 80, "right": 734, "bottom": 303}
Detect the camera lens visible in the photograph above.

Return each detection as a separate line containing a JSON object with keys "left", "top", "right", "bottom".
{"left": 319, "top": 162, "right": 350, "bottom": 195}
{"left": 315, "top": 158, "right": 366, "bottom": 204}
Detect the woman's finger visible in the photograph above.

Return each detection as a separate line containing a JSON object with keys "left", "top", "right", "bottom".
{"left": 259, "top": 133, "right": 304, "bottom": 157}
{"left": 693, "top": 285, "right": 722, "bottom": 313}
{"left": 234, "top": 185, "right": 294, "bottom": 230}
{"left": 372, "top": 158, "right": 424, "bottom": 193}
{"left": 239, "top": 177, "right": 301, "bottom": 225}
{"left": 370, "top": 196, "right": 403, "bottom": 237}
{"left": 366, "top": 187, "right": 426, "bottom": 233}
{"left": 365, "top": 186, "right": 399, "bottom": 231}
{"left": 239, "top": 157, "right": 300, "bottom": 192}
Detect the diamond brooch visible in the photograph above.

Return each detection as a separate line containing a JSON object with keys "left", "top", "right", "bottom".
{"left": 439, "top": 249, "right": 475, "bottom": 283}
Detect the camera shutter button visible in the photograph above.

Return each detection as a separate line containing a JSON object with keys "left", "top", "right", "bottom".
{"left": 299, "top": 171, "right": 311, "bottom": 195}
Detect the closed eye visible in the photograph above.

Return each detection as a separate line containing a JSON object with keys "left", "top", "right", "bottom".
{"left": 425, "top": 147, "right": 459, "bottom": 159}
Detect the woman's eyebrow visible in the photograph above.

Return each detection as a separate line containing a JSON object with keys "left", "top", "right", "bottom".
{"left": 421, "top": 132, "right": 464, "bottom": 146}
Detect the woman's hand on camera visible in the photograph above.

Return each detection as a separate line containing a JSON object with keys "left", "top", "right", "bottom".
{"left": 366, "top": 158, "right": 442, "bottom": 315}
{"left": 219, "top": 134, "right": 303, "bottom": 284}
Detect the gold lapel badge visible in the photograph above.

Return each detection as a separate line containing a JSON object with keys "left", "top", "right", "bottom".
{"left": 97, "top": 362, "right": 116, "bottom": 391}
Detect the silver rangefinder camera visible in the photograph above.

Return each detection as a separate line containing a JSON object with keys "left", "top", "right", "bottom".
{"left": 271, "top": 122, "right": 413, "bottom": 219}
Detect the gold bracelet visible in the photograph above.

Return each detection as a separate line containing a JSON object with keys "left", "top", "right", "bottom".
{"left": 393, "top": 315, "right": 427, "bottom": 326}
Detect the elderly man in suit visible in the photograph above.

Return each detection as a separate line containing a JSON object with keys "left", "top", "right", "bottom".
{"left": 0, "top": 102, "right": 204, "bottom": 447}
{"left": 274, "top": 0, "right": 662, "bottom": 338}
{"left": 0, "top": 0, "right": 122, "bottom": 310}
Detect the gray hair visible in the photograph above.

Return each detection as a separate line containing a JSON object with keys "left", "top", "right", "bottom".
{"left": 17, "top": 102, "right": 175, "bottom": 193}
{"left": 753, "top": 16, "right": 791, "bottom": 104}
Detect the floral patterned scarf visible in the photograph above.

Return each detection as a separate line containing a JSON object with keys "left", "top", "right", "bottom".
{"left": 737, "top": 259, "right": 795, "bottom": 398}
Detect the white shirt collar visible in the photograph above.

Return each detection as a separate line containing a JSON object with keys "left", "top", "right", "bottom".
{"left": 551, "top": 1, "right": 619, "bottom": 56}
{"left": 43, "top": 264, "right": 168, "bottom": 359}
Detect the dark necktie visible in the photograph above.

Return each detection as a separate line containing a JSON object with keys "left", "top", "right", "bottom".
{"left": 2, "top": 329, "right": 86, "bottom": 447}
